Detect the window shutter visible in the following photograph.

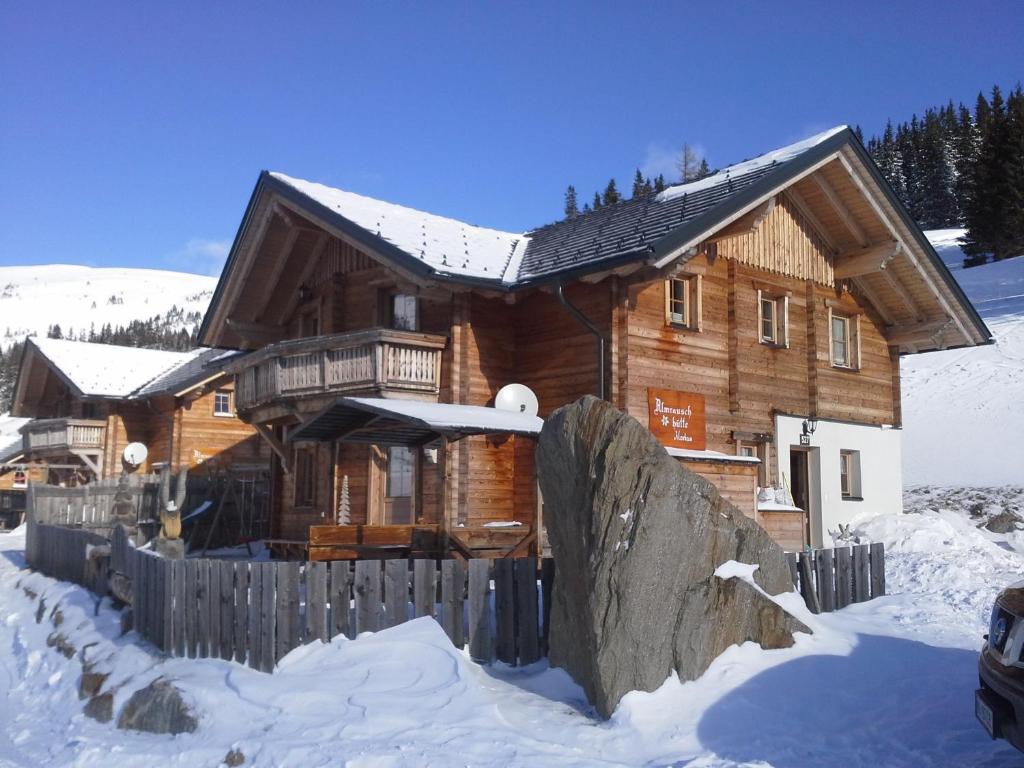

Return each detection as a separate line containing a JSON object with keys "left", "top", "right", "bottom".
{"left": 756, "top": 289, "right": 763, "bottom": 340}
{"left": 854, "top": 314, "right": 862, "bottom": 370}
{"left": 782, "top": 295, "right": 790, "bottom": 348}
{"left": 695, "top": 275, "right": 703, "bottom": 331}
{"left": 827, "top": 306, "right": 834, "bottom": 366}
{"left": 664, "top": 279, "right": 671, "bottom": 325}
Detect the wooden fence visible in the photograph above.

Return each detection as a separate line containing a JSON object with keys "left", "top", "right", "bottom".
{"left": 24, "top": 521, "right": 110, "bottom": 596}
{"left": 25, "top": 521, "right": 887, "bottom": 673}
{"left": 29, "top": 477, "right": 159, "bottom": 533}
{"left": 785, "top": 542, "right": 885, "bottom": 614}
{"left": 32, "top": 523, "right": 552, "bottom": 670}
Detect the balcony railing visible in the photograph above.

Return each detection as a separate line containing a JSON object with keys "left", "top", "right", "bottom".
{"left": 22, "top": 418, "right": 106, "bottom": 454}
{"left": 233, "top": 328, "right": 447, "bottom": 412}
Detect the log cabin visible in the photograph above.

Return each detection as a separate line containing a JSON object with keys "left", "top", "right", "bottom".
{"left": 9, "top": 338, "right": 270, "bottom": 485}
{"left": 199, "top": 126, "right": 990, "bottom": 557}
{"left": 0, "top": 415, "right": 38, "bottom": 527}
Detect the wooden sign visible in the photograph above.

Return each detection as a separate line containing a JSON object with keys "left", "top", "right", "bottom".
{"left": 647, "top": 388, "right": 706, "bottom": 451}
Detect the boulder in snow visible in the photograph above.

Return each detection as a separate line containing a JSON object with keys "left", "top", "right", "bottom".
{"left": 117, "top": 679, "right": 198, "bottom": 735}
{"left": 537, "top": 395, "right": 809, "bottom": 718}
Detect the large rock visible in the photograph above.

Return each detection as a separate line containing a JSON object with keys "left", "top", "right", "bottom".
{"left": 538, "top": 395, "right": 810, "bottom": 718}
{"left": 117, "top": 679, "right": 198, "bottom": 735}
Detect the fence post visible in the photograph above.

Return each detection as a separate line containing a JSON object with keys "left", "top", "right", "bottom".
{"left": 814, "top": 548, "right": 836, "bottom": 613}
{"left": 853, "top": 544, "right": 870, "bottom": 602}
{"left": 834, "top": 547, "right": 853, "bottom": 609}
{"left": 869, "top": 542, "right": 886, "bottom": 598}
{"left": 467, "top": 559, "right": 492, "bottom": 663}
{"left": 798, "top": 551, "right": 820, "bottom": 614}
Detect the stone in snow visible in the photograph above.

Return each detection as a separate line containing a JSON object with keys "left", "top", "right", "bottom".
{"left": 537, "top": 395, "right": 810, "bottom": 718}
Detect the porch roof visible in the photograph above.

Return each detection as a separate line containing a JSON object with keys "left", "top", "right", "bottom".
{"left": 288, "top": 397, "right": 544, "bottom": 446}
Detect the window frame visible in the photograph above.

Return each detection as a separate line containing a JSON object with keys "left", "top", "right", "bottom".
{"left": 389, "top": 293, "right": 419, "bottom": 331}
{"left": 664, "top": 275, "right": 703, "bottom": 331}
{"left": 756, "top": 289, "right": 789, "bottom": 348}
{"left": 736, "top": 440, "right": 768, "bottom": 487}
{"left": 12, "top": 470, "right": 26, "bottom": 489}
{"left": 294, "top": 447, "right": 316, "bottom": 508}
{"left": 839, "top": 449, "right": 863, "bottom": 500}
{"left": 213, "top": 389, "right": 233, "bottom": 418}
{"left": 828, "top": 309, "right": 861, "bottom": 370}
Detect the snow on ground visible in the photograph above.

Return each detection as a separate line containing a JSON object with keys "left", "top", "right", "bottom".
{"left": 1, "top": 492, "right": 1020, "bottom": 767}
{"left": 901, "top": 230, "right": 1024, "bottom": 487}
{"left": 0, "top": 265, "right": 215, "bottom": 350}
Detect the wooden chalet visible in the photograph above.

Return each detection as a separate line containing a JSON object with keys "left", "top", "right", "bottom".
{"left": 199, "top": 126, "right": 990, "bottom": 557}
{"left": 9, "top": 338, "right": 270, "bottom": 485}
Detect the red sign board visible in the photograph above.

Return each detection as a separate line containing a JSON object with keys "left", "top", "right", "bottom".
{"left": 647, "top": 388, "right": 706, "bottom": 451}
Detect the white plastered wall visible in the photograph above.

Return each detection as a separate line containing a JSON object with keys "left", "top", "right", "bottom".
{"left": 774, "top": 414, "right": 903, "bottom": 547}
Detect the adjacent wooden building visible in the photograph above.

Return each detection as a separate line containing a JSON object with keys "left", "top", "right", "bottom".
{"left": 199, "top": 126, "right": 990, "bottom": 555}
{"left": 9, "top": 338, "right": 269, "bottom": 484}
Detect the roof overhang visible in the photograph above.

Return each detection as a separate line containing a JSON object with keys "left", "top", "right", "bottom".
{"left": 288, "top": 397, "right": 543, "bottom": 446}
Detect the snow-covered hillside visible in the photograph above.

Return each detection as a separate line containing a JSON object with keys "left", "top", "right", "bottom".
{"left": 0, "top": 265, "right": 216, "bottom": 349}
{"left": 901, "top": 230, "right": 1024, "bottom": 486}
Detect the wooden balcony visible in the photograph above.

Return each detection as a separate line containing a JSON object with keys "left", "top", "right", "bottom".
{"left": 233, "top": 328, "right": 447, "bottom": 413}
{"left": 22, "top": 418, "right": 106, "bottom": 454}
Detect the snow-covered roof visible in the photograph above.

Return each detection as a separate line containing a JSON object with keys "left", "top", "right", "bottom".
{"left": 270, "top": 172, "right": 526, "bottom": 283}
{"left": 655, "top": 127, "right": 848, "bottom": 202}
{"left": 665, "top": 447, "right": 761, "bottom": 465}
{"left": 25, "top": 338, "right": 235, "bottom": 401}
{"left": 346, "top": 397, "right": 543, "bottom": 434}
{"left": 290, "top": 396, "right": 543, "bottom": 445}
{"left": 29, "top": 338, "right": 199, "bottom": 398}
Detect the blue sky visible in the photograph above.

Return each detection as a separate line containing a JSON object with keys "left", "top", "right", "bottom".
{"left": 1, "top": 1, "right": 1022, "bottom": 275}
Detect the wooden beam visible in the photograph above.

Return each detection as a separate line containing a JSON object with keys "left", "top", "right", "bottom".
{"left": 835, "top": 152, "right": 975, "bottom": 345}
{"left": 256, "top": 230, "right": 321, "bottom": 325}
{"left": 811, "top": 171, "right": 869, "bottom": 247}
{"left": 274, "top": 233, "right": 334, "bottom": 325}
{"left": 254, "top": 424, "right": 291, "bottom": 473}
{"left": 225, "top": 318, "right": 286, "bottom": 346}
{"left": 885, "top": 318, "right": 954, "bottom": 346}
{"left": 850, "top": 277, "right": 895, "bottom": 325}
{"left": 705, "top": 197, "right": 776, "bottom": 243}
{"left": 70, "top": 450, "right": 102, "bottom": 477}
{"left": 784, "top": 187, "right": 839, "bottom": 252}
{"left": 833, "top": 241, "right": 901, "bottom": 279}
{"left": 882, "top": 269, "right": 925, "bottom": 322}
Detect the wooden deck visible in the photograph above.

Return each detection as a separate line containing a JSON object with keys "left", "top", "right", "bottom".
{"left": 307, "top": 523, "right": 536, "bottom": 561}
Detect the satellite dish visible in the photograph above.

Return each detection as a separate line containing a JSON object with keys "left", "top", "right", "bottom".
{"left": 122, "top": 442, "right": 148, "bottom": 468}
{"left": 495, "top": 383, "right": 539, "bottom": 417}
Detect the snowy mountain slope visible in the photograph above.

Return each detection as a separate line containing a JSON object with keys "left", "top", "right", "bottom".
{"left": 901, "top": 230, "right": 1024, "bottom": 486}
{"left": 0, "top": 265, "right": 216, "bottom": 349}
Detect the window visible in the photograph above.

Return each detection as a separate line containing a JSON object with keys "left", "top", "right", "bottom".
{"left": 839, "top": 449, "right": 862, "bottom": 499}
{"left": 213, "top": 390, "right": 232, "bottom": 417}
{"left": 12, "top": 471, "right": 26, "bottom": 490}
{"left": 830, "top": 311, "right": 860, "bottom": 369}
{"left": 757, "top": 291, "right": 789, "bottom": 347}
{"left": 737, "top": 441, "right": 768, "bottom": 487}
{"left": 294, "top": 448, "right": 316, "bottom": 507}
{"left": 390, "top": 294, "right": 418, "bottom": 331}
{"left": 664, "top": 275, "right": 702, "bottom": 330}
{"left": 81, "top": 402, "right": 98, "bottom": 419}
{"left": 386, "top": 446, "right": 414, "bottom": 524}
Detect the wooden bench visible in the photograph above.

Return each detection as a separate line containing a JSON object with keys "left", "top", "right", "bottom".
{"left": 307, "top": 524, "right": 441, "bottom": 561}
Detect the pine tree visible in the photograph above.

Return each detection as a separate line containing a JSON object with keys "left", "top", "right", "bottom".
{"left": 1005, "top": 84, "right": 1024, "bottom": 258}
{"left": 631, "top": 169, "right": 646, "bottom": 198}
{"left": 653, "top": 174, "right": 667, "bottom": 194}
{"left": 602, "top": 179, "right": 621, "bottom": 206}
{"left": 592, "top": 192, "right": 602, "bottom": 210}
{"left": 963, "top": 86, "right": 1017, "bottom": 260}
{"left": 563, "top": 185, "right": 578, "bottom": 219}
{"left": 677, "top": 143, "right": 702, "bottom": 182}
{"left": 695, "top": 158, "right": 711, "bottom": 181}
{"left": 47, "top": 324, "right": 63, "bottom": 339}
